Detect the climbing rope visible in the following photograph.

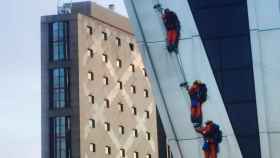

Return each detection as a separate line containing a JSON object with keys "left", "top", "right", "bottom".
{"left": 132, "top": 0, "right": 184, "bottom": 157}
{"left": 153, "top": 1, "right": 188, "bottom": 85}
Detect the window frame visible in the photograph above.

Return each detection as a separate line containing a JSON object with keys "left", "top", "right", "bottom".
{"left": 49, "top": 68, "right": 70, "bottom": 109}
{"left": 89, "top": 143, "right": 96, "bottom": 152}
{"left": 49, "top": 21, "right": 69, "bottom": 61}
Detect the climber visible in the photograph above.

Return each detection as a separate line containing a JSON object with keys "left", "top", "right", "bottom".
{"left": 161, "top": 8, "right": 181, "bottom": 53}
{"left": 196, "top": 121, "right": 222, "bottom": 158}
{"left": 180, "top": 80, "right": 203, "bottom": 128}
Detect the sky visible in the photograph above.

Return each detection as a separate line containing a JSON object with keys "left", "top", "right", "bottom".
{"left": 0, "top": 0, "right": 126, "bottom": 157}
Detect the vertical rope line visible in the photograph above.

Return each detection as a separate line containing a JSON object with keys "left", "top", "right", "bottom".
{"left": 130, "top": 0, "right": 184, "bottom": 157}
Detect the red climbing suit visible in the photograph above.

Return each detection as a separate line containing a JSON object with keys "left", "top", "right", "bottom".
{"left": 162, "top": 9, "right": 181, "bottom": 49}
{"left": 167, "top": 30, "right": 178, "bottom": 47}
{"left": 188, "top": 84, "right": 202, "bottom": 120}
{"left": 196, "top": 122, "right": 218, "bottom": 158}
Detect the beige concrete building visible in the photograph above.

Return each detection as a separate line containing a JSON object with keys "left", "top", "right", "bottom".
{"left": 41, "top": 2, "right": 166, "bottom": 158}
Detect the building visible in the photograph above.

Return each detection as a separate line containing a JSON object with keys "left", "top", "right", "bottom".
{"left": 41, "top": 2, "right": 165, "bottom": 158}
{"left": 124, "top": 0, "right": 280, "bottom": 158}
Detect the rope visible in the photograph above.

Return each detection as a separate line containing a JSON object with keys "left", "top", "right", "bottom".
{"left": 175, "top": 52, "right": 188, "bottom": 83}
{"left": 131, "top": 1, "right": 184, "bottom": 158}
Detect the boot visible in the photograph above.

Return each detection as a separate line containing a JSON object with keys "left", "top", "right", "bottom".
{"left": 167, "top": 45, "right": 172, "bottom": 53}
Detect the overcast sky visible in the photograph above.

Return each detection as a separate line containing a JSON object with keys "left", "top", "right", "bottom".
{"left": 0, "top": 0, "right": 126, "bottom": 157}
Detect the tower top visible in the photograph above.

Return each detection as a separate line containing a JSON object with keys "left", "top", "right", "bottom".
{"left": 57, "top": 0, "right": 72, "bottom": 14}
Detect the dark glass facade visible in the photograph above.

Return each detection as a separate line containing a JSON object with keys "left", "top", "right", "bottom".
{"left": 50, "top": 117, "right": 71, "bottom": 158}
{"left": 49, "top": 68, "right": 70, "bottom": 109}
{"left": 48, "top": 21, "right": 71, "bottom": 158}
{"left": 49, "top": 22, "right": 69, "bottom": 61}
{"left": 187, "top": 0, "right": 261, "bottom": 157}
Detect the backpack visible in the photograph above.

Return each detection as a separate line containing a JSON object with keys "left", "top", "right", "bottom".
{"left": 213, "top": 124, "right": 222, "bottom": 144}
{"left": 199, "top": 83, "right": 207, "bottom": 103}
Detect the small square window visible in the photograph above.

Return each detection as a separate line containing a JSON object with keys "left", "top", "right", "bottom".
{"left": 142, "top": 68, "right": 147, "bottom": 77}
{"left": 133, "top": 129, "right": 138, "bottom": 137}
{"left": 104, "top": 99, "right": 110, "bottom": 108}
{"left": 130, "top": 85, "right": 136, "bottom": 94}
{"left": 144, "top": 89, "right": 149, "bottom": 98}
{"left": 105, "top": 146, "right": 111, "bottom": 155}
{"left": 116, "top": 59, "right": 122, "bottom": 68}
{"left": 102, "top": 54, "right": 108, "bottom": 63}
{"left": 119, "top": 125, "right": 125, "bottom": 135}
{"left": 131, "top": 106, "right": 137, "bottom": 115}
{"left": 87, "top": 49, "right": 94, "bottom": 58}
{"left": 129, "top": 43, "right": 134, "bottom": 51}
{"left": 129, "top": 64, "right": 135, "bottom": 72}
{"left": 88, "top": 71, "right": 94, "bottom": 80}
{"left": 104, "top": 122, "right": 110, "bottom": 131}
{"left": 146, "top": 154, "right": 152, "bottom": 158}
{"left": 146, "top": 132, "right": 151, "bottom": 140}
{"left": 120, "top": 149, "right": 125, "bottom": 157}
{"left": 118, "top": 103, "right": 124, "bottom": 112}
{"left": 89, "top": 143, "right": 95, "bottom": 152}
{"left": 116, "top": 37, "right": 121, "bottom": 47}
{"left": 102, "top": 32, "right": 108, "bottom": 40}
{"left": 87, "top": 26, "right": 93, "bottom": 35}
{"left": 117, "top": 81, "right": 123, "bottom": 90}
{"left": 145, "top": 110, "right": 150, "bottom": 119}
{"left": 89, "top": 95, "right": 94, "bottom": 104}
{"left": 133, "top": 152, "right": 139, "bottom": 158}
{"left": 103, "top": 76, "right": 109, "bottom": 85}
{"left": 89, "top": 119, "right": 95, "bottom": 128}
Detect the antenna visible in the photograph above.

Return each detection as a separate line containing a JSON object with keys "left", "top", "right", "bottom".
{"left": 57, "top": 0, "right": 72, "bottom": 14}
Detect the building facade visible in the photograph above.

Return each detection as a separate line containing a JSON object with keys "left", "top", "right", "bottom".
{"left": 41, "top": 2, "right": 163, "bottom": 158}
{"left": 124, "top": 0, "right": 280, "bottom": 158}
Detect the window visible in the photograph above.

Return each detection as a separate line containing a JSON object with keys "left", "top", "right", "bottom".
{"left": 50, "top": 68, "right": 70, "bottom": 109}
{"left": 118, "top": 103, "right": 124, "bottom": 112}
{"left": 88, "top": 95, "right": 94, "bottom": 104}
{"left": 129, "top": 64, "right": 135, "bottom": 72}
{"left": 87, "top": 26, "right": 93, "bottom": 35}
{"left": 49, "top": 22, "right": 69, "bottom": 61}
{"left": 142, "top": 68, "right": 147, "bottom": 77}
{"left": 89, "top": 143, "right": 96, "bottom": 152}
{"left": 103, "top": 76, "right": 109, "bottom": 85}
{"left": 87, "top": 49, "right": 94, "bottom": 58}
{"left": 104, "top": 122, "right": 110, "bottom": 131}
{"left": 88, "top": 71, "right": 94, "bottom": 81}
{"left": 130, "top": 85, "right": 136, "bottom": 94}
{"left": 119, "top": 125, "right": 125, "bottom": 135}
{"left": 146, "top": 154, "right": 152, "bottom": 158}
{"left": 49, "top": 116, "right": 71, "bottom": 158}
{"left": 102, "top": 54, "right": 108, "bottom": 63}
{"left": 120, "top": 149, "right": 125, "bottom": 157}
{"left": 102, "top": 32, "right": 107, "bottom": 40}
{"left": 133, "top": 152, "right": 139, "bottom": 158}
{"left": 116, "top": 37, "right": 121, "bottom": 47}
{"left": 104, "top": 99, "right": 110, "bottom": 108}
{"left": 131, "top": 106, "right": 137, "bottom": 115}
{"left": 168, "top": 145, "right": 173, "bottom": 158}
{"left": 129, "top": 43, "right": 134, "bottom": 51}
{"left": 117, "top": 81, "right": 123, "bottom": 90}
{"left": 144, "top": 89, "right": 149, "bottom": 98}
{"left": 116, "top": 59, "right": 122, "bottom": 68}
{"left": 145, "top": 111, "right": 150, "bottom": 119}
{"left": 105, "top": 146, "right": 111, "bottom": 155}
{"left": 132, "top": 129, "right": 138, "bottom": 137}
{"left": 89, "top": 119, "right": 95, "bottom": 128}
{"left": 146, "top": 132, "right": 151, "bottom": 140}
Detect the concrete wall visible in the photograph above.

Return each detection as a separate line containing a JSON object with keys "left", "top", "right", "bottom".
{"left": 76, "top": 14, "right": 159, "bottom": 158}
